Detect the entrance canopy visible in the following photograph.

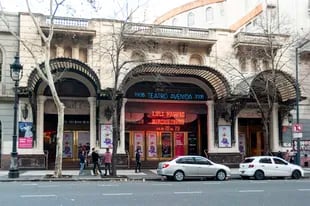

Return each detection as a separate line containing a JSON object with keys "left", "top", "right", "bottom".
{"left": 233, "top": 70, "right": 301, "bottom": 103}
{"left": 26, "top": 58, "right": 101, "bottom": 96}
{"left": 121, "top": 63, "right": 230, "bottom": 100}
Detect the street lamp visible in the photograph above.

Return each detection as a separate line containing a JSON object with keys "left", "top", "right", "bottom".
{"left": 8, "top": 55, "right": 23, "bottom": 178}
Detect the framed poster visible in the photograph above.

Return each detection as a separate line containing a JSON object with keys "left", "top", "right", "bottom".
{"left": 174, "top": 132, "right": 186, "bottom": 157}
{"left": 63, "top": 132, "right": 73, "bottom": 158}
{"left": 218, "top": 126, "right": 232, "bottom": 148}
{"left": 134, "top": 131, "right": 144, "bottom": 157}
{"left": 161, "top": 132, "right": 172, "bottom": 158}
{"left": 100, "top": 124, "right": 113, "bottom": 148}
{"left": 18, "top": 122, "right": 33, "bottom": 149}
{"left": 238, "top": 133, "right": 246, "bottom": 154}
{"left": 147, "top": 131, "right": 158, "bottom": 158}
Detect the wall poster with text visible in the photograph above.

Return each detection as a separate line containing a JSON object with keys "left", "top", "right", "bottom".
{"left": 174, "top": 132, "right": 186, "bottom": 157}
{"left": 18, "top": 122, "right": 33, "bottom": 149}
{"left": 134, "top": 131, "right": 144, "bottom": 157}
{"left": 161, "top": 132, "right": 172, "bottom": 158}
{"left": 218, "top": 126, "right": 232, "bottom": 148}
{"left": 147, "top": 132, "right": 158, "bottom": 158}
{"left": 63, "top": 132, "right": 73, "bottom": 158}
{"left": 100, "top": 124, "right": 113, "bottom": 148}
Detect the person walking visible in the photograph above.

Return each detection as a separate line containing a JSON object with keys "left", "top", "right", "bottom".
{"left": 91, "top": 148, "right": 102, "bottom": 176}
{"left": 135, "top": 148, "right": 141, "bottom": 173}
{"left": 78, "top": 149, "right": 86, "bottom": 175}
{"left": 103, "top": 148, "right": 112, "bottom": 176}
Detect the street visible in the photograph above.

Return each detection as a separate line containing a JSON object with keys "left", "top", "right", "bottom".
{"left": 0, "top": 179, "right": 310, "bottom": 206}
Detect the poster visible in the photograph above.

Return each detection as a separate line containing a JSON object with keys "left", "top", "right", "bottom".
{"left": 18, "top": 122, "right": 33, "bottom": 149}
{"left": 175, "top": 132, "right": 185, "bottom": 157}
{"left": 63, "top": 132, "right": 73, "bottom": 158}
{"left": 101, "top": 124, "right": 113, "bottom": 148}
{"left": 238, "top": 133, "right": 245, "bottom": 154}
{"left": 134, "top": 132, "right": 144, "bottom": 155}
{"left": 147, "top": 132, "right": 157, "bottom": 158}
{"left": 161, "top": 132, "right": 171, "bottom": 158}
{"left": 218, "top": 126, "right": 231, "bottom": 148}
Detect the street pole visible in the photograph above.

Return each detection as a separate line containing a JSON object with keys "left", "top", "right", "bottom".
{"left": 8, "top": 55, "right": 23, "bottom": 178}
{"left": 8, "top": 80, "right": 19, "bottom": 178}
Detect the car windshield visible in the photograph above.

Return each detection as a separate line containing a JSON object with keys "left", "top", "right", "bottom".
{"left": 242, "top": 158, "right": 254, "bottom": 163}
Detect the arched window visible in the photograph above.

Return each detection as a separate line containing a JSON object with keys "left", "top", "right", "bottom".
{"left": 0, "top": 50, "right": 2, "bottom": 82}
{"left": 131, "top": 51, "right": 145, "bottom": 62}
{"left": 161, "top": 52, "right": 175, "bottom": 64}
{"left": 172, "top": 18, "right": 177, "bottom": 26}
{"left": 187, "top": 12, "right": 195, "bottom": 27}
{"left": 206, "top": 7, "right": 214, "bottom": 22}
{"left": 189, "top": 54, "right": 203, "bottom": 65}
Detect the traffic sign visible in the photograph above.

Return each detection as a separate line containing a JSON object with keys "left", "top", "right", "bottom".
{"left": 292, "top": 124, "right": 303, "bottom": 133}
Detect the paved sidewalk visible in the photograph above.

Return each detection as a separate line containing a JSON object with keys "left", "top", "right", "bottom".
{"left": 0, "top": 168, "right": 309, "bottom": 182}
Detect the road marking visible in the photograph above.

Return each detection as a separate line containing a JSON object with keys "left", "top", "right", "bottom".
{"left": 98, "top": 184, "right": 119, "bottom": 187}
{"left": 298, "top": 189, "right": 310, "bottom": 191}
{"left": 174, "top": 191, "right": 202, "bottom": 194}
{"left": 239, "top": 190, "right": 264, "bottom": 193}
{"left": 250, "top": 181, "right": 268, "bottom": 184}
{"left": 38, "top": 185, "right": 60, "bottom": 188}
{"left": 102, "top": 193, "right": 133, "bottom": 196}
{"left": 203, "top": 182, "right": 221, "bottom": 185}
{"left": 21, "top": 183, "right": 38, "bottom": 186}
{"left": 20, "top": 194, "right": 57, "bottom": 198}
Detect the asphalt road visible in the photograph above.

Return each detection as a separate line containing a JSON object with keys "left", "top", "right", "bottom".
{"left": 1, "top": 179, "right": 310, "bottom": 206}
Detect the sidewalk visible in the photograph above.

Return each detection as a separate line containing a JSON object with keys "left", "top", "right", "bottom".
{"left": 0, "top": 168, "right": 309, "bottom": 182}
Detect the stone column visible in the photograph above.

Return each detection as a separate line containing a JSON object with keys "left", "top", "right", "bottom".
{"left": 36, "top": 96, "right": 47, "bottom": 153}
{"left": 207, "top": 101, "right": 215, "bottom": 153}
{"left": 72, "top": 47, "right": 79, "bottom": 59}
{"left": 56, "top": 45, "right": 64, "bottom": 57}
{"left": 271, "top": 103, "right": 280, "bottom": 152}
{"left": 88, "top": 97, "right": 97, "bottom": 149}
{"left": 117, "top": 98, "right": 127, "bottom": 154}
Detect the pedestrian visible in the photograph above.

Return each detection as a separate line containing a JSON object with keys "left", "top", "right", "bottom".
{"left": 284, "top": 149, "right": 290, "bottom": 161}
{"left": 103, "top": 148, "right": 112, "bottom": 176}
{"left": 135, "top": 148, "right": 141, "bottom": 173}
{"left": 91, "top": 147, "right": 102, "bottom": 176}
{"left": 78, "top": 149, "right": 86, "bottom": 175}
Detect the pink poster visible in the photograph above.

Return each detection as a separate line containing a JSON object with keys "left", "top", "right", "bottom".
{"left": 18, "top": 122, "right": 33, "bottom": 149}
{"left": 147, "top": 132, "right": 157, "bottom": 158}
{"left": 175, "top": 132, "right": 185, "bottom": 157}
{"left": 134, "top": 132, "right": 144, "bottom": 155}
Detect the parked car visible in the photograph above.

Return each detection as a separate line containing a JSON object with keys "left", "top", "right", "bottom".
{"left": 157, "top": 155, "right": 231, "bottom": 181}
{"left": 239, "top": 156, "right": 304, "bottom": 180}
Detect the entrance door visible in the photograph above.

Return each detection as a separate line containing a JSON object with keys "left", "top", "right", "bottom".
{"left": 251, "top": 131, "right": 264, "bottom": 156}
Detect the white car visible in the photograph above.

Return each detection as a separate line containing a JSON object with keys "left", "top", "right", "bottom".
{"left": 157, "top": 155, "right": 231, "bottom": 181}
{"left": 239, "top": 156, "right": 304, "bottom": 180}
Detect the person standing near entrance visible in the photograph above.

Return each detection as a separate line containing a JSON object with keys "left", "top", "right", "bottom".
{"left": 103, "top": 148, "right": 112, "bottom": 176}
{"left": 78, "top": 149, "right": 86, "bottom": 175}
{"left": 91, "top": 148, "right": 102, "bottom": 176}
{"left": 135, "top": 148, "right": 141, "bottom": 173}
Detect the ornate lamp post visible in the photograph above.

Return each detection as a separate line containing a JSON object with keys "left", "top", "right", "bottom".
{"left": 8, "top": 55, "right": 23, "bottom": 178}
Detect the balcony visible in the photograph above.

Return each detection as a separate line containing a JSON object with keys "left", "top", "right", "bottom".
{"left": 123, "top": 23, "right": 216, "bottom": 45}
{"left": 233, "top": 32, "right": 286, "bottom": 48}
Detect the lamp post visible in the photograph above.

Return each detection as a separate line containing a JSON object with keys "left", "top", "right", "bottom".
{"left": 295, "top": 39, "right": 310, "bottom": 166}
{"left": 8, "top": 55, "right": 23, "bottom": 178}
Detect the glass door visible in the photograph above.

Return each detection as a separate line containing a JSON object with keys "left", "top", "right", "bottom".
{"left": 161, "top": 132, "right": 172, "bottom": 159}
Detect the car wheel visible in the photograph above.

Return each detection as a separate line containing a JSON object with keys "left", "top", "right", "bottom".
{"left": 216, "top": 170, "right": 227, "bottom": 181}
{"left": 174, "top": 170, "right": 184, "bottom": 181}
{"left": 291, "top": 170, "right": 301, "bottom": 179}
{"left": 254, "top": 170, "right": 265, "bottom": 180}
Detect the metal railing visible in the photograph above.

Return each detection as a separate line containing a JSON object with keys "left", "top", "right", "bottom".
{"left": 43, "top": 16, "right": 89, "bottom": 28}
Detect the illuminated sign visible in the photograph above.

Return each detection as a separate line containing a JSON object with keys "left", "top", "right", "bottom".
{"left": 148, "top": 111, "right": 185, "bottom": 125}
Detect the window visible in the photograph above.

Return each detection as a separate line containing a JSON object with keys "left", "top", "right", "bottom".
{"left": 176, "top": 157, "right": 194, "bottom": 164}
{"left": 239, "top": 57, "right": 246, "bottom": 72}
{"left": 259, "top": 158, "right": 272, "bottom": 164}
{"left": 251, "top": 58, "right": 258, "bottom": 72}
{"left": 243, "top": 158, "right": 254, "bottom": 163}
{"left": 195, "top": 156, "right": 212, "bottom": 165}
{"left": 0, "top": 50, "right": 2, "bottom": 82}
{"left": 161, "top": 52, "right": 174, "bottom": 64}
{"left": 273, "top": 158, "right": 287, "bottom": 165}
{"left": 187, "top": 12, "right": 195, "bottom": 27}
{"left": 206, "top": 7, "right": 214, "bottom": 22}
{"left": 189, "top": 54, "right": 203, "bottom": 65}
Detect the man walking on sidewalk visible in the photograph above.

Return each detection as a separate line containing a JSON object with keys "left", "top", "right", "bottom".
{"left": 91, "top": 148, "right": 102, "bottom": 176}
{"left": 103, "top": 148, "right": 112, "bottom": 176}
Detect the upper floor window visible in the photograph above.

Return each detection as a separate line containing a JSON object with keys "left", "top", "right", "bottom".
{"left": 206, "top": 7, "right": 214, "bottom": 22}
{"left": 172, "top": 18, "right": 178, "bottom": 26}
{"left": 239, "top": 57, "right": 246, "bottom": 72}
{"left": 189, "top": 54, "right": 203, "bottom": 65}
{"left": 161, "top": 52, "right": 175, "bottom": 64}
{"left": 0, "top": 50, "right": 2, "bottom": 82}
{"left": 187, "top": 12, "right": 195, "bottom": 27}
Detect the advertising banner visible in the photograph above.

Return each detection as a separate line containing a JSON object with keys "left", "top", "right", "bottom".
{"left": 101, "top": 124, "right": 113, "bottom": 148}
{"left": 18, "top": 122, "right": 33, "bottom": 149}
{"left": 174, "top": 132, "right": 185, "bottom": 157}
{"left": 147, "top": 132, "right": 157, "bottom": 158}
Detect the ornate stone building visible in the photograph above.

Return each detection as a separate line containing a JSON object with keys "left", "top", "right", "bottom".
{"left": 0, "top": 0, "right": 309, "bottom": 169}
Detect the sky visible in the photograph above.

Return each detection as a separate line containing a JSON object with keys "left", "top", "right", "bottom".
{"left": 0, "top": 0, "right": 192, "bottom": 23}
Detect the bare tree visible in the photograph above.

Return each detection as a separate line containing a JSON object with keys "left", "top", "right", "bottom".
{"left": 219, "top": 9, "right": 309, "bottom": 154}
{"left": 0, "top": 0, "right": 94, "bottom": 177}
